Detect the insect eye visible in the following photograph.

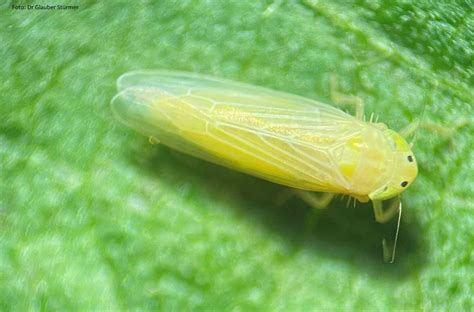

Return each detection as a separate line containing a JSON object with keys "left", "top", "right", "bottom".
{"left": 407, "top": 155, "right": 413, "bottom": 162}
{"left": 401, "top": 181, "right": 408, "bottom": 187}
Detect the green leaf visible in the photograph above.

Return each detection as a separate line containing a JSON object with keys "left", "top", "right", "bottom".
{"left": 1, "top": 0, "right": 473, "bottom": 310}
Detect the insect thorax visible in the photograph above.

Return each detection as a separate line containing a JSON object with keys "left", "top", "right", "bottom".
{"left": 334, "top": 126, "right": 393, "bottom": 197}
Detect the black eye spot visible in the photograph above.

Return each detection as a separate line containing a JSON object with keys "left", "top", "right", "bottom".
{"left": 401, "top": 181, "right": 408, "bottom": 187}
{"left": 407, "top": 155, "right": 413, "bottom": 162}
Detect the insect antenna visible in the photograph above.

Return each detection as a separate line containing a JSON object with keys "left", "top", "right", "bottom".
{"left": 390, "top": 199, "right": 403, "bottom": 263}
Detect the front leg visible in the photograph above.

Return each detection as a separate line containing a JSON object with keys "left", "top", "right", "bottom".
{"left": 400, "top": 119, "right": 469, "bottom": 140}
{"left": 372, "top": 198, "right": 400, "bottom": 223}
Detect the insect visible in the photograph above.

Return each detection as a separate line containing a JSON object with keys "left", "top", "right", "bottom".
{"left": 111, "top": 70, "right": 418, "bottom": 254}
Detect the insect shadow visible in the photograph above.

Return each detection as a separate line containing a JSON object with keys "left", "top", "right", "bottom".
{"left": 130, "top": 141, "right": 426, "bottom": 278}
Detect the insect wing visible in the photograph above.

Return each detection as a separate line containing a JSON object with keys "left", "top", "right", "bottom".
{"left": 111, "top": 71, "right": 362, "bottom": 192}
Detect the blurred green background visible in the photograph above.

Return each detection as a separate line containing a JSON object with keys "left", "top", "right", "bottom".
{"left": 1, "top": 0, "right": 473, "bottom": 310}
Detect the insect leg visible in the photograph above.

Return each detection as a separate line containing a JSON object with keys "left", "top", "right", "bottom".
{"left": 262, "top": 0, "right": 282, "bottom": 17}
{"left": 295, "top": 190, "right": 335, "bottom": 209}
{"left": 276, "top": 189, "right": 335, "bottom": 209}
{"left": 329, "top": 74, "right": 365, "bottom": 120}
{"left": 148, "top": 136, "right": 161, "bottom": 145}
{"left": 372, "top": 198, "right": 400, "bottom": 223}
{"left": 400, "top": 119, "right": 468, "bottom": 139}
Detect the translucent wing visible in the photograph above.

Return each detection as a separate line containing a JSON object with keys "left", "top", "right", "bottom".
{"left": 111, "top": 70, "right": 366, "bottom": 192}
